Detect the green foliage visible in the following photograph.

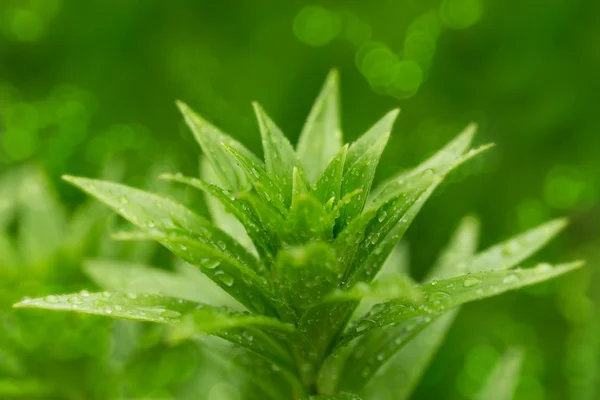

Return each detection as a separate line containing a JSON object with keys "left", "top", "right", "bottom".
{"left": 1, "top": 165, "right": 211, "bottom": 399}
{"left": 15, "top": 73, "right": 580, "bottom": 399}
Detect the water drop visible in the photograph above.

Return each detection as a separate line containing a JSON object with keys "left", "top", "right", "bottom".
{"left": 463, "top": 277, "right": 481, "bottom": 287}
{"left": 356, "top": 319, "right": 375, "bottom": 333}
{"left": 502, "top": 274, "right": 519, "bottom": 284}
{"left": 204, "top": 260, "right": 221, "bottom": 269}
{"left": 535, "top": 263, "right": 552, "bottom": 273}
{"left": 46, "top": 295, "right": 59, "bottom": 304}
{"left": 215, "top": 271, "right": 235, "bottom": 286}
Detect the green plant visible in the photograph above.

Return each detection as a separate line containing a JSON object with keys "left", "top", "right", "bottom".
{"left": 0, "top": 164, "right": 210, "bottom": 400}
{"left": 14, "top": 71, "right": 582, "bottom": 399}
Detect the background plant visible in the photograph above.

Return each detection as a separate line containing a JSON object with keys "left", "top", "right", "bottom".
{"left": 0, "top": 163, "right": 223, "bottom": 399}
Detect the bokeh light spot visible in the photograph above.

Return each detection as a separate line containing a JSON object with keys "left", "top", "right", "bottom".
{"left": 440, "top": 0, "right": 483, "bottom": 30}
{"left": 404, "top": 31, "right": 437, "bottom": 66}
{"left": 339, "top": 10, "right": 372, "bottom": 46}
{"left": 8, "top": 9, "right": 44, "bottom": 42}
{"left": 293, "top": 6, "right": 341, "bottom": 47}
{"left": 360, "top": 45, "right": 399, "bottom": 87}
{"left": 391, "top": 60, "right": 423, "bottom": 92}
{"left": 543, "top": 166, "right": 591, "bottom": 210}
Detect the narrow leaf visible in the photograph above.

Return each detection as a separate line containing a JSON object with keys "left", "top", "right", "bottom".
{"left": 297, "top": 69, "right": 343, "bottom": 183}
{"left": 200, "top": 156, "right": 257, "bottom": 255}
{"left": 286, "top": 194, "right": 333, "bottom": 243}
{"left": 14, "top": 292, "right": 197, "bottom": 323}
{"left": 336, "top": 314, "right": 436, "bottom": 394}
{"left": 83, "top": 259, "right": 223, "bottom": 304}
{"left": 466, "top": 218, "right": 568, "bottom": 273}
{"left": 325, "top": 274, "right": 423, "bottom": 304}
{"left": 169, "top": 306, "right": 299, "bottom": 371}
{"left": 313, "top": 144, "right": 348, "bottom": 206}
{"left": 63, "top": 176, "right": 275, "bottom": 315}
{"left": 177, "top": 101, "right": 261, "bottom": 191}
{"left": 475, "top": 348, "right": 523, "bottom": 400}
{"left": 356, "top": 216, "right": 481, "bottom": 399}
{"left": 254, "top": 102, "right": 303, "bottom": 206}
{"left": 223, "top": 143, "right": 288, "bottom": 214}
{"left": 344, "top": 261, "right": 582, "bottom": 341}
{"left": 274, "top": 242, "right": 338, "bottom": 312}
{"left": 336, "top": 110, "right": 398, "bottom": 231}
{"left": 160, "top": 172, "right": 275, "bottom": 268}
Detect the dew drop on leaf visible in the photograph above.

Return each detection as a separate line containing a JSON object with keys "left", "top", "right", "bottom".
{"left": 463, "top": 277, "right": 481, "bottom": 287}
{"left": 502, "top": 274, "right": 519, "bottom": 284}
{"left": 215, "top": 271, "right": 235, "bottom": 286}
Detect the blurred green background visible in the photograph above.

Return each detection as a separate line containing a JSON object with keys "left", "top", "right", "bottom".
{"left": 1, "top": 0, "right": 598, "bottom": 399}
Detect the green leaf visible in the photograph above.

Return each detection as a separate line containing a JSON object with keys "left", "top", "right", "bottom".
{"left": 336, "top": 110, "right": 398, "bottom": 231}
{"left": 475, "top": 348, "right": 523, "bottom": 400}
{"left": 297, "top": 69, "right": 343, "bottom": 183}
{"left": 355, "top": 216, "right": 481, "bottom": 399}
{"left": 345, "top": 141, "right": 492, "bottom": 286}
{"left": 313, "top": 144, "right": 348, "bottom": 206}
{"left": 360, "top": 310, "right": 459, "bottom": 400}
{"left": 223, "top": 143, "right": 288, "bottom": 214}
{"left": 200, "top": 156, "right": 257, "bottom": 255}
{"left": 16, "top": 167, "right": 67, "bottom": 267}
{"left": 254, "top": 102, "right": 303, "bottom": 206}
{"left": 83, "top": 259, "right": 231, "bottom": 305}
{"left": 325, "top": 274, "right": 423, "bottom": 304}
{"left": 341, "top": 180, "right": 434, "bottom": 284}
{"left": 274, "top": 242, "right": 338, "bottom": 312}
{"left": 177, "top": 100, "right": 261, "bottom": 192}
{"left": 169, "top": 306, "right": 300, "bottom": 372}
{"left": 344, "top": 261, "right": 582, "bottom": 341}
{"left": 286, "top": 194, "right": 333, "bottom": 243}
{"left": 14, "top": 292, "right": 197, "bottom": 323}
{"left": 465, "top": 218, "right": 568, "bottom": 274}
{"left": 63, "top": 176, "right": 275, "bottom": 315}
{"left": 159, "top": 172, "right": 275, "bottom": 268}
{"left": 427, "top": 214, "right": 481, "bottom": 280}
{"left": 368, "top": 142, "right": 493, "bottom": 210}
{"left": 335, "top": 314, "right": 436, "bottom": 394}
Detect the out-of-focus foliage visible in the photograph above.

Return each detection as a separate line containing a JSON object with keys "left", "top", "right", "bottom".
{"left": 1, "top": 0, "right": 598, "bottom": 399}
{"left": 0, "top": 165, "right": 218, "bottom": 399}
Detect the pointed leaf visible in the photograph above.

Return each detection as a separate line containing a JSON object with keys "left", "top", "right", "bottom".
{"left": 325, "top": 274, "right": 423, "bottom": 304}
{"left": 369, "top": 123, "right": 477, "bottom": 206}
{"left": 223, "top": 143, "right": 288, "bottom": 214}
{"left": 368, "top": 142, "right": 493, "bottom": 210}
{"left": 342, "top": 176, "right": 435, "bottom": 284}
{"left": 200, "top": 156, "right": 257, "bottom": 255}
{"left": 335, "top": 314, "right": 436, "bottom": 394}
{"left": 286, "top": 194, "right": 333, "bottom": 243}
{"left": 177, "top": 101, "right": 261, "bottom": 191}
{"left": 346, "top": 142, "right": 492, "bottom": 286}
{"left": 160, "top": 173, "right": 275, "bottom": 268}
{"left": 169, "top": 306, "right": 299, "bottom": 371}
{"left": 254, "top": 102, "right": 303, "bottom": 205}
{"left": 475, "top": 349, "right": 523, "bottom": 400}
{"left": 466, "top": 218, "right": 568, "bottom": 274}
{"left": 344, "top": 261, "right": 582, "bottom": 341}
{"left": 275, "top": 242, "right": 338, "bottom": 312}
{"left": 336, "top": 110, "right": 398, "bottom": 231}
{"left": 354, "top": 216, "right": 481, "bottom": 398}
{"left": 313, "top": 144, "right": 348, "bottom": 205}
{"left": 63, "top": 176, "right": 275, "bottom": 315}
{"left": 14, "top": 292, "right": 197, "bottom": 323}
{"left": 297, "top": 69, "right": 343, "bottom": 183}
{"left": 83, "top": 259, "right": 221, "bottom": 304}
